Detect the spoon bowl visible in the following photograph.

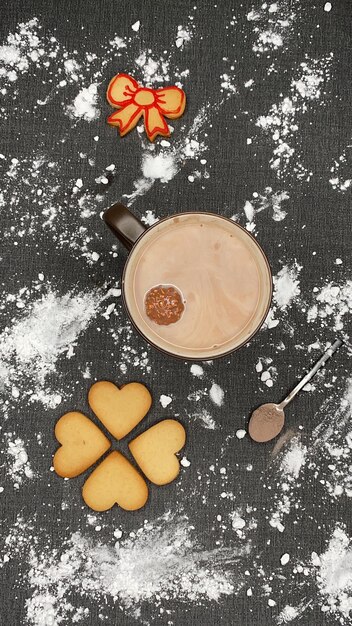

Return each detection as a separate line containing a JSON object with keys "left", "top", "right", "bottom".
{"left": 248, "top": 339, "right": 343, "bottom": 443}
{"left": 248, "top": 403, "right": 285, "bottom": 442}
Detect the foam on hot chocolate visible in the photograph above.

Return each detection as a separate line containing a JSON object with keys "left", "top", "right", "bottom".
{"left": 123, "top": 213, "right": 272, "bottom": 359}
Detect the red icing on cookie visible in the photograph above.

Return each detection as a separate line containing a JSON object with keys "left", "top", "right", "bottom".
{"left": 107, "top": 73, "right": 186, "bottom": 142}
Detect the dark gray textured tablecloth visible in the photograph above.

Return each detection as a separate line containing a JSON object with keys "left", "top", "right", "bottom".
{"left": 0, "top": 1, "right": 351, "bottom": 624}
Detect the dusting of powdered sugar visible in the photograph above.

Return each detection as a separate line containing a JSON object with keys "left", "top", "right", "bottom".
{"left": 190, "top": 409, "right": 217, "bottom": 429}
{"left": 0, "top": 16, "right": 198, "bottom": 260}
{"left": 307, "top": 280, "right": 352, "bottom": 334}
{"left": 237, "top": 188, "right": 289, "bottom": 232}
{"left": 329, "top": 143, "right": 352, "bottom": 192}
{"left": 2, "top": 512, "right": 249, "bottom": 625}
{"left": 65, "top": 83, "right": 100, "bottom": 121}
{"left": 247, "top": 0, "right": 297, "bottom": 54}
{"left": 273, "top": 262, "right": 302, "bottom": 310}
{"left": 141, "top": 210, "right": 159, "bottom": 226}
{"left": 190, "top": 364, "right": 204, "bottom": 378}
{"left": 124, "top": 107, "right": 209, "bottom": 204}
{"left": 175, "top": 25, "right": 193, "bottom": 49}
{"left": 0, "top": 286, "right": 102, "bottom": 408}
{"left": 263, "top": 262, "right": 302, "bottom": 329}
{"left": 0, "top": 152, "right": 111, "bottom": 263}
{"left": 255, "top": 55, "right": 333, "bottom": 180}
{"left": 134, "top": 51, "right": 170, "bottom": 85}
{"left": 160, "top": 394, "right": 172, "bottom": 408}
{"left": 281, "top": 439, "right": 307, "bottom": 478}
{"left": 133, "top": 19, "right": 193, "bottom": 87}
{"left": 268, "top": 437, "right": 307, "bottom": 532}
{"left": 277, "top": 604, "right": 305, "bottom": 623}
{"left": 209, "top": 383, "right": 225, "bottom": 407}
{"left": 255, "top": 357, "right": 278, "bottom": 388}
{"left": 315, "top": 525, "right": 352, "bottom": 622}
{"left": 3, "top": 434, "right": 34, "bottom": 487}
{"left": 309, "top": 379, "right": 352, "bottom": 499}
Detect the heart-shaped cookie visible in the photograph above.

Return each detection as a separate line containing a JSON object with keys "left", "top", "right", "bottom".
{"left": 82, "top": 451, "right": 148, "bottom": 511}
{"left": 88, "top": 381, "right": 152, "bottom": 440}
{"left": 129, "top": 419, "right": 186, "bottom": 486}
{"left": 54, "top": 412, "right": 111, "bottom": 478}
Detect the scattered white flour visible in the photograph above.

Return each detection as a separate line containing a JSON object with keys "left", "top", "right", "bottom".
{"left": 191, "top": 409, "right": 217, "bottom": 429}
{"left": 256, "top": 55, "right": 333, "bottom": 179}
{"left": 253, "top": 31, "right": 283, "bottom": 53}
{"left": 142, "top": 152, "right": 178, "bottom": 183}
{"left": 4, "top": 434, "right": 34, "bottom": 486}
{"left": 220, "top": 73, "right": 237, "bottom": 95}
{"left": 239, "top": 188, "right": 289, "bottom": 231}
{"left": 0, "top": 18, "right": 54, "bottom": 93}
{"left": 131, "top": 21, "right": 140, "bottom": 32}
{"left": 329, "top": 150, "right": 352, "bottom": 193}
{"left": 0, "top": 148, "right": 112, "bottom": 263}
{"left": 209, "top": 383, "right": 225, "bottom": 407}
{"left": 4, "top": 513, "right": 248, "bottom": 624}
{"left": 63, "top": 58, "right": 80, "bottom": 79}
{"left": 263, "top": 262, "right": 301, "bottom": 330}
{"left": 311, "top": 379, "right": 352, "bottom": 499}
{"left": 277, "top": 605, "right": 300, "bottom": 623}
{"left": 125, "top": 151, "right": 177, "bottom": 201}
{"left": 260, "top": 366, "right": 277, "bottom": 388}
{"left": 269, "top": 438, "right": 307, "bottom": 531}
{"left": 141, "top": 210, "right": 159, "bottom": 226}
{"left": 124, "top": 107, "right": 209, "bottom": 203}
{"left": 160, "top": 394, "right": 172, "bottom": 408}
{"left": 175, "top": 25, "right": 193, "bottom": 48}
{"left": 0, "top": 287, "right": 102, "bottom": 407}
{"left": 243, "top": 200, "right": 255, "bottom": 223}
{"left": 281, "top": 439, "right": 307, "bottom": 479}
{"left": 230, "top": 511, "right": 246, "bottom": 531}
{"left": 307, "top": 280, "right": 352, "bottom": 333}
{"left": 108, "top": 320, "right": 152, "bottom": 376}
{"left": 248, "top": 0, "right": 297, "bottom": 54}
{"left": 190, "top": 364, "right": 204, "bottom": 377}
{"left": 280, "top": 553, "right": 290, "bottom": 565}
{"left": 66, "top": 83, "right": 100, "bottom": 121}
{"left": 255, "top": 357, "right": 278, "bottom": 387}
{"left": 316, "top": 525, "right": 352, "bottom": 623}
{"left": 135, "top": 51, "right": 170, "bottom": 86}
{"left": 236, "top": 429, "right": 246, "bottom": 439}
{"left": 0, "top": 45, "right": 21, "bottom": 66}
{"left": 273, "top": 262, "right": 302, "bottom": 310}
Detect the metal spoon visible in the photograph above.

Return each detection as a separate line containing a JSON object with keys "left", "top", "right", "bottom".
{"left": 248, "top": 338, "right": 343, "bottom": 443}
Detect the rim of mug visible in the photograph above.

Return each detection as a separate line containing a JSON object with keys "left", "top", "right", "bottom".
{"left": 120, "top": 211, "right": 273, "bottom": 361}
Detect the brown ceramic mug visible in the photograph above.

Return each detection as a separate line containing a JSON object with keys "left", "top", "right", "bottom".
{"left": 104, "top": 203, "right": 272, "bottom": 360}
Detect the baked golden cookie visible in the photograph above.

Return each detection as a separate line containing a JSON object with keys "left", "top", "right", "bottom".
{"left": 82, "top": 451, "right": 148, "bottom": 511}
{"left": 88, "top": 381, "right": 152, "bottom": 439}
{"left": 53, "top": 381, "right": 186, "bottom": 512}
{"left": 106, "top": 73, "right": 186, "bottom": 142}
{"left": 129, "top": 419, "right": 186, "bottom": 485}
{"left": 54, "top": 412, "right": 111, "bottom": 478}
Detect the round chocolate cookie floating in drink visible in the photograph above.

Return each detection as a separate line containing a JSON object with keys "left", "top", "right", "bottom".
{"left": 144, "top": 285, "right": 185, "bottom": 326}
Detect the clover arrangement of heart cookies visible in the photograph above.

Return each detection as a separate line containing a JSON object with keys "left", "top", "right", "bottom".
{"left": 53, "top": 381, "right": 186, "bottom": 512}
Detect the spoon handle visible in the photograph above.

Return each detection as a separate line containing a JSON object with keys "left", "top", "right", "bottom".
{"left": 279, "top": 338, "right": 343, "bottom": 409}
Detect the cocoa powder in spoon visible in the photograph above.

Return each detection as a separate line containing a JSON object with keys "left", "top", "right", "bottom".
{"left": 248, "top": 403, "right": 285, "bottom": 443}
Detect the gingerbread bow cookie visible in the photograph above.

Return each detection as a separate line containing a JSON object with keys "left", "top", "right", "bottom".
{"left": 106, "top": 73, "right": 186, "bottom": 142}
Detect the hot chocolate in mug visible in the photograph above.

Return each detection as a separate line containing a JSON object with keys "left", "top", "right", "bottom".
{"left": 104, "top": 203, "right": 272, "bottom": 360}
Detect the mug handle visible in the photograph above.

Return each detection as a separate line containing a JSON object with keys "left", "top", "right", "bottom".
{"left": 103, "top": 203, "right": 147, "bottom": 251}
